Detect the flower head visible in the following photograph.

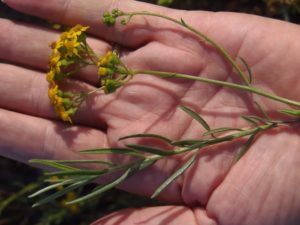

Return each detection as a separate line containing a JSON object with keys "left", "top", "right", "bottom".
{"left": 102, "top": 9, "right": 123, "bottom": 26}
{"left": 101, "top": 79, "right": 122, "bottom": 94}
{"left": 97, "top": 51, "right": 120, "bottom": 76}
{"left": 47, "top": 24, "right": 91, "bottom": 123}
{"left": 48, "top": 85, "right": 77, "bottom": 123}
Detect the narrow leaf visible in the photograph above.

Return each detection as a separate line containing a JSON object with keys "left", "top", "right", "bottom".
{"left": 137, "top": 158, "right": 158, "bottom": 171}
{"left": 66, "top": 168, "right": 132, "bottom": 205}
{"left": 171, "top": 139, "right": 204, "bottom": 147}
{"left": 50, "top": 160, "right": 116, "bottom": 166}
{"left": 235, "top": 133, "right": 257, "bottom": 162}
{"left": 240, "top": 115, "right": 259, "bottom": 126}
{"left": 119, "top": 133, "right": 172, "bottom": 144}
{"left": 29, "top": 177, "right": 85, "bottom": 198}
{"left": 79, "top": 148, "right": 144, "bottom": 158}
{"left": 180, "top": 18, "right": 187, "bottom": 26}
{"left": 247, "top": 116, "right": 269, "bottom": 125}
{"left": 29, "top": 159, "right": 79, "bottom": 171}
{"left": 151, "top": 150, "right": 199, "bottom": 199}
{"left": 180, "top": 106, "right": 210, "bottom": 131}
{"left": 280, "top": 109, "right": 300, "bottom": 117}
{"left": 32, "top": 177, "right": 94, "bottom": 207}
{"left": 203, "top": 127, "right": 243, "bottom": 136}
{"left": 126, "top": 144, "right": 174, "bottom": 156}
{"left": 238, "top": 56, "right": 252, "bottom": 84}
{"left": 254, "top": 101, "right": 272, "bottom": 121}
{"left": 45, "top": 167, "right": 114, "bottom": 177}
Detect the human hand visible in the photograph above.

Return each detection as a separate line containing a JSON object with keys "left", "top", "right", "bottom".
{"left": 1, "top": 0, "right": 300, "bottom": 224}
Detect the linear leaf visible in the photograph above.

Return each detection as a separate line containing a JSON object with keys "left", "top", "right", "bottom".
{"left": 45, "top": 167, "right": 116, "bottom": 177}
{"left": 151, "top": 150, "right": 199, "bottom": 199}
{"left": 29, "top": 159, "right": 79, "bottom": 171}
{"left": 240, "top": 115, "right": 259, "bottom": 126}
{"left": 32, "top": 177, "right": 94, "bottom": 207}
{"left": 79, "top": 148, "right": 145, "bottom": 158}
{"left": 280, "top": 109, "right": 300, "bottom": 117}
{"left": 126, "top": 144, "right": 174, "bottom": 156}
{"left": 238, "top": 56, "right": 252, "bottom": 84}
{"left": 50, "top": 160, "right": 116, "bottom": 166}
{"left": 66, "top": 168, "right": 132, "bottom": 205}
{"left": 203, "top": 127, "right": 243, "bottom": 136}
{"left": 247, "top": 116, "right": 269, "bottom": 125}
{"left": 180, "top": 18, "right": 187, "bottom": 26}
{"left": 254, "top": 101, "right": 272, "bottom": 121}
{"left": 171, "top": 139, "right": 204, "bottom": 147}
{"left": 235, "top": 133, "right": 257, "bottom": 162}
{"left": 119, "top": 133, "right": 172, "bottom": 144}
{"left": 137, "top": 158, "right": 158, "bottom": 171}
{"left": 29, "top": 177, "right": 85, "bottom": 198}
{"left": 179, "top": 106, "right": 210, "bottom": 131}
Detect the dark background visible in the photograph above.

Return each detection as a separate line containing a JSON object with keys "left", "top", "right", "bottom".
{"left": 0, "top": 1, "right": 299, "bottom": 225}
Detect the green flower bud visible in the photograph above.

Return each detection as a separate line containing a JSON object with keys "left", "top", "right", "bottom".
{"left": 103, "top": 14, "right": 116, "bottom": 26}
{"left": 102, "top": 79, "right": 122, "bottom": 94}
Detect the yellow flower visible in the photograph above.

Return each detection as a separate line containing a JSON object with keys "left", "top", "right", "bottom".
{"left": 49, "top": 52, "right": 62, "bottom": 73}
{"left": 46, "top": 70, "right": 56, "bottom": 85}
{"left": 58, "top": 108, "right": 73, "bottom": 123}
{"left": 59, "top": 31, "right": 70, "bottom": 42}
{"left": 46, "top": 24, "right": 90, "bottom": 123}
{"left": 98, "top": 67, "right": 107, "bottom": 76}
{"left": 50, "top": 40, "right": 63, "bottom": 51}
{"left": 64, "top": 40, "right": 80, "bottom": 57}
{"left": 48, "top": 85, "right": 59, "bottom": 103}
{"left": 48, "top": 85, "right": 74, "bottom": 123}
{"left": 97, "top": 51, "right": 113, "bottom": 67}
{"left": 70, "top": 24, "right": 89, "bottom": 37}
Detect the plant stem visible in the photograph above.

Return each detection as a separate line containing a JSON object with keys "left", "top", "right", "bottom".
{"left": 132, "top": 69, "right": 300, "bottom": 107}
{"left": 174, "top": 123, "right": 276, "bottom": 154}
{"left": 120, "top": 11, "right": 250, "bottom": 85}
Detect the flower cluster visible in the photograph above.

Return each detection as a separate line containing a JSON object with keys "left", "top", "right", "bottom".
{"left": 102, "top": 9, "right": 123, "bottom": 26}
{"left": 97, "top": 51, "right": 120, "bottom": 76}
{"left": 47, "top": 25, "right": 90, "bottom": 123}
{"left": 97, "top": 51, "right": 123, "bottom": 94}
{"left": 47, "top": 86, "right": 77, "bottom": 123}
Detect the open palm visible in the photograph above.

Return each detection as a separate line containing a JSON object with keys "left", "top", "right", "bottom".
{"left": 1, "top": 0, "right": 300, "bottom": 224}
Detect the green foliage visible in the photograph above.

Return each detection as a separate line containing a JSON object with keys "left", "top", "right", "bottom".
{"left": 157, "top": 0, "right": 173, "bottom": 6}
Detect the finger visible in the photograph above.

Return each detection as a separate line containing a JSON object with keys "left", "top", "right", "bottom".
{"left": 0, "top": 18, "right": 110, "bottom": 86}
{"left": 0, "top": 108, "right": 108, "bottom": 163}
{"left": 92, "top": 206, "right": 217, "bottom": 225}
{"left": 5, "top": 0, "right": 173, "bottom": 47}
{"left": 0, "top": 63, "right": 113, "bottom": 127}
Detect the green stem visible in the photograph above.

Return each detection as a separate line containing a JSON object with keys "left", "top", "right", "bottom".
{"left": 120, "top": 12, "right": 250, "bottom": 85}
{"left": 175, "top": 123, "right": 276, "bottom": 154}
{"left": 132, "top": 69, "right": 300, "bottom": 107}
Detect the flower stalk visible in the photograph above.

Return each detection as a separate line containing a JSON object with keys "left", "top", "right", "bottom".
{"left": 106, "top": 10, "right": 251, "bottom": 85}
{"left": 131, "top": 69, "right": 300, "bottom": 107}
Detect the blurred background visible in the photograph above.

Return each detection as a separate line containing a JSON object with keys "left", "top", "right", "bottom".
{"left": 0, "top": 0, "right": 299, "bottom": 225}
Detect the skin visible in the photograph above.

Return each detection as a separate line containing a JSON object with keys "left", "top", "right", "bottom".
{"left": 1, "top": 0, "right": 300, "bottom": 224}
